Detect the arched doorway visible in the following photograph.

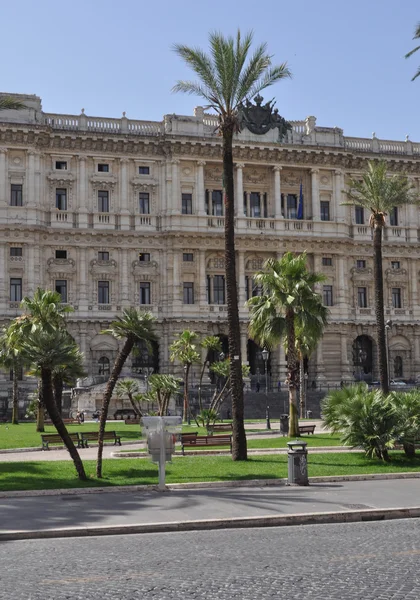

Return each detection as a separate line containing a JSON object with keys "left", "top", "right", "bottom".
{"left": 98, "top": 356, "right": 110, "bottom": 376}
{"left": 352, "top": 335, "right": 373, "bottom": 381}
{"left": 132, "top": 340, "right": 159, "bottom": 375}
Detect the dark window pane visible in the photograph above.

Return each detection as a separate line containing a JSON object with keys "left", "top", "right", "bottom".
{"left": 98, "top": 251, "right": 109, "bottom": 261}
{"left": 392, "top": 287, "right": 401, "bottom": 309}
{"left": 323, "top": 285, "right": 333, "bottom": 307}
{"left": 55, "top": 250, "right": 67, "bottom": 259}
{"left": 183, "top": 253, "right": 194, "bottom": 262}
{"left": 356, "top": 260, "right": 366, "bottom": 269}
{"left": 139, "top": 192, "right": 150, "bottom": 214}
{"left": 140, "top": 282, "right": 151, "bottom": 305}
{"left": 322, "top": 257, "right": 332, "bottom": 266}
{"left": 286, "top": 194, "right": 297, "bottom": 219}
{"left": 183, "top": 282, "right": 194, "bottom": 304}
{"left": 98, "top": 190, "right": 109, "bottom": 213}
{"left": 355, "top": 206, "right": 364, "bottom": 224}
{"left": 213, "top": 275, "right": 225, "bottom": 304}
{"left": 98, "top": 281, "right": 109, "bottom": 304}
{"left": 98, "top": 163, "right": 109, "bottom": 172}
{"left": 212, "top": 190, "right": 223, "bottom": 216}
{"left": 56, "top": 188, "right": 67, "bottom": 211}
{"left": 98, "top": 356, "right": 110, "bottom": 376}
{"left": 139, "top": 166, "right": 150, "bottom": 175}
{"left": 320, "top": 201, "right": 330, "bottom": 221}
{"left": 55, "top": 280, "right": 68, "bottom": 303}
{"left": 10, "top": 247, "right": 22, "bottom": 257}
{"left": 390, "top": 207, "right": 398, "bottom": 226}
{"left": 182, "top": 193, "right": 193, "bottom": 215}
{"left": 55, "top": 161, "right": 67, "bottom": 170}
{"left": 357, "top": 287, "right": 367, "bottom": 308}
{"left": 139, "top": 253, "right": 150, "bottom": 262}
{"left": 250, "top": 192, "right": 261, "bottom": 218}
{"left": 391, "top": 261, "right": 400, "bottom": 270}
{"left": 11, "top": 184, "right": 23, "bottom": 207}
{"left": 10, "top": 278, "right": 22, "bottom": 302}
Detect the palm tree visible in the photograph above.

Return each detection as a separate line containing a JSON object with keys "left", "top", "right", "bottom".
{"left": 344, "top": 161, "right": 417, "bottom": 394}
{"left": 0, "top": 333, "right": 24, "bottom": 424}
{"left": 115, "top": 378, "right": 142, "bottom": 417}
{"left": 197, "top": 335, "right": 222, "bottom": 411}
{"left": 96, "top": 308, "right": 156, "bottom": 478}
{"left": 147, "top": 374, "right": 181, "bottom": 416}
{"left": 405, "top": 22, "right": 420, "bottom": 81}
{"left": 0, "top": 97, "right": 26, "bottom": 111}
{"left": 19, "top": 328, "right": 87, "bottom": 479}
{"left": 52, "top": 352, "right": 86, "bottom": 415}
{"left": 247, "top": 252, "right": 328, "bottom": 436}
{"left": 169, "top": 330, "right": 201, "bottom": 423}
{"left": 173, "top": 30, "right": 291, "bottom": 460}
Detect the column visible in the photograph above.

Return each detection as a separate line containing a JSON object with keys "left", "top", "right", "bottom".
{"left": 120, "top": 248, "right": 129, "bottom": 303}
{"left": 338, "top": 255, "right": 347, "bottom": 306}
{"left": 238, "top": 250, "right": 246, "bottom": 309}
{"left": 341, "top": 332, "right": 351, "bottom": 380}
{"left": 0, "top": 244, "right": 5, "bottom": 304}
{"left": 197, "top": 160, "right": 206, "bottom": 216}
{"left": 120, "top": 158, "right": 130, "bottom": 230}
{"left": 311, "top": 169, "right": 320, "bottom": 221}
{"left": 27, "top": 151, "right": 35, "bottom": 206}
{"left": 172, "top": 250, "right": 180, "bottom": 308}
{"left": 171, "top": 159, "right": 180, "bottom": 215}
{"left": 79, "top": 329, "right": 88, "bottom": 370}
{"left": 273, "top": 165, "right": 282, "bottom": 218}
{"left": 0, "top": 149, "right": 7, "bottom": 207}
{"left": 199, "top": 250, "right": 207, "bottom": 304}
{"left": 78, "top": 156, "right": 88, "bottom": 228}
{"left": 240, "top": 332, "right": 248, "bottom": 365}
{"left": 278, "top": 345, "right": 287, "bottom": 383}
{"left": 334, "top": 170, "right": 344, "bottom": 222}
{"left": 316, "top": 339, "right": 326, "bottom": 382}
{"left": 236, "top": 163, "right": 245, "bottom": 216}
{"left": 78, "top": 247, "right": 89, "bottom": 308}
{"left": 26, "top": 243, "right": 35, "bottom": 297}
{"left": 411, "top": 258, "right": 418, "bottom": 308}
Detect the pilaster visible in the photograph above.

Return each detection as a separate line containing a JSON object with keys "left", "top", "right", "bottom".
{"left": 273, "top": 165, "right": 283, "bottom": 218}
{"left": 311, "top": 168, "right": 320, "bottom": 221}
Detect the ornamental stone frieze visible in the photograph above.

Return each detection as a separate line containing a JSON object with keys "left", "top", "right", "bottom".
{"left": 90, "top": 258, "right": 117, "bottom": 275}
{"left": 47, "top": 257, "right": 76, "bottom": 274}
{"left": 131, "top": 259, "right": 158, "bottom": 274}
{"left": 89, "top": 174, "right": 117, "bottom": 191}
{"left": 385, "top": 268, "right": 408, "bottom": 281}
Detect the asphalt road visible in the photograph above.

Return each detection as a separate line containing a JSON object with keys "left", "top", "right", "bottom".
{"left": 1, "top": 519, "right": 420, "bottom": 599}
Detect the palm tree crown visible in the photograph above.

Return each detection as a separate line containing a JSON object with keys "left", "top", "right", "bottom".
{"left": 102, "top": 308, "right": 157, "bottom": 344}
{"left": 405, "top": 22, "right": 420, "bottom": 81}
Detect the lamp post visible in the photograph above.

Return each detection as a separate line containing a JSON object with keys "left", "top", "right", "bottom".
{"left": 184, "top": 364, "right": 190, "bottom": 425}
{"left": 304, "top": 372, "right": 308, "bottom": 417}
{"left": 385, "top": 320, "right": 392, "bottom": 388}
{"left": 262, "top": 348, "right": 270, "bottom": 429}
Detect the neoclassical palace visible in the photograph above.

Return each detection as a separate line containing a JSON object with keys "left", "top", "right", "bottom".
{"left": 1, "top": 92, "right": 420, "bottom": 410}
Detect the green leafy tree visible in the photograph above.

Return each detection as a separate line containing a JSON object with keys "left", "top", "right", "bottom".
{"left": 247, "top": 253, "right": 328, "bottom": 436}
{"left": 405, "top": 22, "right": 420, "bottom": 81}
{"left": 146, "top": 374, "right": 182, "bottom": 416}
{"left": 96, "top": 309, "right": 156, "bottom": 478}
{"left": 170, "top": 330, "right": 201, "bottom": 423}
{"left": 344, "top": 162, "right": 417, "bottom": 394}
{"left": 0, "top": 333, "right": 25, "bottom": 424}
{"left": 197, "top": 335, "right": 222, "bottom": 411}
{"left": 116, "top": 378, "right": 142, "bottom": 417}
{"left": 52, "top": 352, "right": 86, "bottom": 415}
{"left": 390, "top": 389, "right": 420, "bottom": 457}
{"left": 208, "top": 359, "right": 250, "bottom": 419}
{"left": 173, "top": 30, "right": 291, "bottom": 460}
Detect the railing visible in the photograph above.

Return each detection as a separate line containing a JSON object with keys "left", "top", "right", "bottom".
{"left": 379, "top": 141, "right": 406, "bottom": 154}
{"left": 55, "top": 210, "right": 70, "bottom": 222}
{"left": 44, "top": 113, "right": 163, "bottom": 136}
{"left": 284, "top": 219, "right": 313, "bottom": 232}
{"left": 344, "top": 138, "right": 373, "bottom": 152}
{"left": 135, "top": 215, "right": 155, "bottom": 228}
{"left": 207, "top": 217, "right": 225, "bottom": 228}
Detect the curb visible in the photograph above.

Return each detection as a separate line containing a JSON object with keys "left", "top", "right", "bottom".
{"left": 2, "top": 506, "right": 420, "bottom": 541}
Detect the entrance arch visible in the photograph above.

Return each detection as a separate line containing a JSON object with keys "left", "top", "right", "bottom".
{"left": 352, "top": 335, "right": 374, "bottom": 381}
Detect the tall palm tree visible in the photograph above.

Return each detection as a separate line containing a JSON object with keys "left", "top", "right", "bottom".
{"left": 0, "top": 333, "right": 24, "bottom": 424}
{"left": 52, "top": 352, "right": 86, "bottom": 415}
{"left": 344, "top": 161, "right": 417, "bottom": 394}
{"left": 169, "top": 330, "right": 201, "bottom": 422}
{"left": 173, "top": 30, "right": 291, "bottom": 460}
{"left": 405, "top": 22, "right": 420, "bottom": 81}
{"left": 19, "top": 328, "right": 87, "bottom": 480}
{"left": 115, "top": 378, "right": 142, "bottom": 417}
{"left": 96, "top": 309, "right": 156, "bottom": 478}
{"left": 247, "top": 252, "right": 328, "bottom": 436}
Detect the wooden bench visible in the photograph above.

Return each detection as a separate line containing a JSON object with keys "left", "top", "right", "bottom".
{"left": 80, "top": 431, "right": 122, "bottom": 448}
{"left": 41, "top": 433, "right": 82, "bottom": 450}
{"left": 181, "top": 434, "right": 232, "bottom": 455}
{"left": 125, "top": 418, "right": 140, "bottom": 425}
{"left": 208, "top": 423, "right": 233, "bottom": 434}
{"left": 298, "top": 424, "right": 316, "bottom": 435}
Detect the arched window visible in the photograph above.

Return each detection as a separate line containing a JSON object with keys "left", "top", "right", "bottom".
{"left": 394, "top": 356, "right": 403, "bottom": 378}
{"left": 98, "top": 356, "right": 110, "bottom": 376}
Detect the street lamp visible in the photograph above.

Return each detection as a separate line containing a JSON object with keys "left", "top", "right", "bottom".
{"left": 184, "top": 364, "right": 190, "bottom": 425}
{"left": 262, "top": 348, "right": 270, "bottom": 429}
{"left": 385, "top": 320, "right": 392, "bottom": 388}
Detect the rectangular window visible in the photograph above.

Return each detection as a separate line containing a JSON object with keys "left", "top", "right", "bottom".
{"left": 250, "top": 192, "right": 261, "bottom": 218}
{"left": 55, "top": 250, "right": 67, "bottom": 259}
{"left": 390, "top": 207, "right": 398, "bottom": 226}
{"left": 139, "top": 253, "right": 150, "bottom": 262}
{"left": 55, "top": 188, "right": 67, "bottom": 211}
{"left": 213, "top": 275, "right": 225, "bottom": 304}
{"left": 323, "top": 285, "right": 333, "bottom": 307}
{"left": 11, "top": 184, "right": 23, "bottom": 207}
{"left": 98, "top": 190, "right": 109, "bottom": 213}
{"left": 212, "top": 190, "right": 223, "bottom": 216}
{"left": 286, "top": 194, "right": 297, "bottom": 219}
{"left": 10, "top": 247, "right": 22, "bottom": 257}
{"left": 139, "top": 166, "right": 150, "bottom": 175}
{"left": 10, "top": 278, "right": 22, "bottom": 302}
{"left": 391, "top": 261, "right": 400, "bottom": 270}
{"left": 357, "top": 287, "right": 367, "bottom": 308}
{"left": 98, "top": 163, "right": 109, "bottom": 172}
{"left": 55, "top": 279, "right": 68, "bottom": 303}
{"left": 392, "top": 287, "right": 402, "bottom": 309}
{"left": 140, "top": 282, "right": 151, "bottom": 305}
{"left": 320, "top": 201, "right": 330, "bottom": 221}
{"left": 183, "top": 282, "right": 194, "bottom": 304}
{"left": 182, "top": 193, "right": 193, "bottom": 215}
{"left": 55, "top": 161, "right": 67, "bottom": 170}
{"left": 98, "top": 251, "right": 109, "bottom": 261}
{"left": 98, "top": 281, "right": 110, "bottom": 304}
{"left": 183, "top": 253, "right": 194, "bottom": 262}
{"left": 356, "top": 259, "right": 366, "bottom": 269}
{"left": 322, "top": 257, "right": 332, "bottom": 266}
{"left": 139, "top": 192, "right": 150, "bottom": 214}
{"left": 355, "top": 206, "right": 364, "bottom": 224}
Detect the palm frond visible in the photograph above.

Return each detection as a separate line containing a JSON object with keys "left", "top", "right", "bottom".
{"left": 0, "top": 97, "right": 26, "bottom": 111}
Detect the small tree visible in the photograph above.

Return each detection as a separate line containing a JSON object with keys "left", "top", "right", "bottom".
{"left": 115, "top": 379, "right": 142, "bottom": 417}
{"left": 197, "top": 335, "right": 222, "bottom": 411}
{"left": 390, "top": 390, "right": 420, "bottom": 457}
{"left": 147, "top": 374, "right": 182, "bottom": 416}
{"left": 169, "top": 330, "right": 201, "bottom": 422}
{"left": 0, "top": 333, "right": 24, "bottom": 424}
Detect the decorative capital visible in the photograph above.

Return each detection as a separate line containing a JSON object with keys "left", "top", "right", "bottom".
{"left": 171, "top": 158, "right": 180, "bottom": 165}
{"left": 120, "top": 157, "right": 130, "bottom": 164}
{"left": 334, "top": 169, "right": 342, "bottom": 176}
{"left": 0, "top": 148, "right": 8, "bottom": 155}
{"left": 311, "top": 168, "right": 319, "bottom": 175}
{"left": 197, "top": 160, "right": 206, "bottom": 167}
{"left": 236, "top": 162, "right": 245, "bottom": 170}
{"left": 78, "top": 155, "right": 87, "bottom": 162}
{"left": 272, "top": 165, "right": 282, "bottom": 173}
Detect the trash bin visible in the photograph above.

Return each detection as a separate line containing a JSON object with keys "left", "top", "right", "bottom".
{"left": 287, "top": 440, "right": 309, "bottom": 486}
{"left": 279, "top": 414, "right": 289, "bottom": 436}
{"left": 306, "top": 410, "right": 313, "bottom": 419}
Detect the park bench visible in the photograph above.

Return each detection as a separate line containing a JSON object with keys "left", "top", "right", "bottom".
{"left": 181, "top": 434, "right": 232, "bottom": 455}
{"left": 298, "top": 424, "right": 316, "bottom": 435}
{"left": 80, "top": 430, "right": 122, "bottom": 448}
{"left": 45, "top": 419, "right": 79, "bottom": 425}
{"left": 208, "top": 423, "right": 232, "bottom": 434}
{"left": 41, "top": 433, "right": 82, "bottom": 450}
{"left": 124, "top": 418, "right": 140, "bottom": 425}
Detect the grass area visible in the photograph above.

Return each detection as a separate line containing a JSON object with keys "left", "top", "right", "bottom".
{"left": 0, "top": 452, "right": 419, "bottom": 492}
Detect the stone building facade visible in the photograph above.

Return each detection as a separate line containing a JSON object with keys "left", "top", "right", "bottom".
{"left": 1, "top": 92, "right": 420, "bottom": 413}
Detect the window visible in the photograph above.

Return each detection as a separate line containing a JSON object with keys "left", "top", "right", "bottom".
{"left": 55, "top": 161, "right": 67, "bottom": 170}
{"left": 357, "top": 287, "right": 367, "bottom": 308}
{"left": 98, "top": 251, "right": 109, "bottom": 261}
{"left": 139, "top": 166, "right": 150, "bottom": 175}
{"left": 183, "top": 282, "right": 194, "bottom": 304}
{"left": 55, "top": 188, "right": 67, "bottom": 211}
{"left": 139, "top": 253, "right": 150, "bottom": 262}
{"left": 55, "top": 279, "right": 68, "bottom": 303}
{"left": 323, "top": 285, "right": 333, "bottom": 307}
{"left": 11, "top": 184, "right": 22, "bottom": 207}
{"left": 392, "top": 287, "right": 402, "bottom": 309}
{"left": 245, "top": 276, "right": 262, "bottom": 301}
{"left": 390, "top": 207, "right": 398, "bottom": 226}
{"left": 10, "top": 278, "right": 22, "bottom": 302}
{"left": 139, "top": 192, "right": 150, "bottom": 214}
{"left": 10, "top": 247, "right": 22, "bottom": 257}
{"left": 98, "top": 281, "right": 110, "bottom": 304}
{"left": 355, "top": 206, "right": 364, "bottom": 224}
{"left": 286, "top": 194, "right": 297, "bottom": 219}
{"left": 391, "top": 261, "right": 400, "bottom": 270}
{"left": 182, "top": 193, "right": 193, "bottom": 215}
{"left": 98, "top": 356, "right": 110, "bottom": 376}
{"left": 356, "top": 260, "right": 366, "bottom": 269}
{"left": 322, "top": 257, "right": 332, "bottom": 266}
{"left": 207, "top": 190, "right": 223, "bottom": 216}
{"left": 140, "top": 282, "right": 151, "bottom": 305}
{"left": 213, "top": 275, "right": 225, "bottom": 304}
{"left": 55, "top": 250, "right": 67, "bottom": 259}
{"left": 98, "top": 163, "right": 109, "bottom": 172}
{"left": 394, "top": 356, "right": 403, "bottom": 378}
{"left": 320, "top": 201, "right": 330, "bottom": 221}
{"left": 250, "top": 192, "right": 261, "bottom": 218}
{"left": 98, "top": 190, "right": 109, "bottom": 213}
{"left": 183, "top": 253, "right": 194, "bottom": 262}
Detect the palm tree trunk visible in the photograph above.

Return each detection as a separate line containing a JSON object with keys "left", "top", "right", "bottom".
{"left": 11, "top": 368, "right": 19, "bottom": 424}
{"left": 53, "top": 373, "right": 63, "bottom": 415}
{"left": 41, "top": 366, "right": 87, "bottom": 480}
{"left": 198, "top": 357, "right": 208, "bottom": 412}
{"left": 286, "top": 310, "right": 299, "bottom": 436}
{"left": 36, "top": 380, "right": 45, "bottom": 432}
{"left": 222, "top": 122, "right": 247, "bottom": 460}
{"left": 373, "top": 224, "right": 389, "bottom": 394}
{"left": 127, "top": 392, "right": 142, "bottom": 418}
{"left": 183, "top": 363, "right": 190, "bottom": 423}
{"left": 299, "top": 355, "right": 305, "bottom": 419}
{"left": 96, "top": 337, "right": 134, "bottom": 478}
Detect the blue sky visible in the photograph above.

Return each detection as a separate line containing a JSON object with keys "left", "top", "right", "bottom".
{"left": 2, "top": 0, "right": 419, "bottom": 141}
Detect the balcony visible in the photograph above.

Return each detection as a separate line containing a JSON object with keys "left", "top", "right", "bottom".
{"left": 51, "top": 210, "right": 75, "bottom": 228}
{"left": 93, "top": 213, "right": 116, "bottom": 230}
{"left": 134, "top": 215, "right": 156, "bottom": 229}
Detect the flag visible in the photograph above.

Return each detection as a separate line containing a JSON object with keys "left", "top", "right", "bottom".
{"left": 297, "top": 181, "right": 304, "bottom": 220}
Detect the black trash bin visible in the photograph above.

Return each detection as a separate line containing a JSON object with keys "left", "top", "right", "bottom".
{"left": 306, "top": 410, "right": 313, "bottom": 419}
{"left": 287, "top": 440, "right": 309, "bottom": 486}
{"left": 279, "top": 414, "right": 289, "bottom": 436}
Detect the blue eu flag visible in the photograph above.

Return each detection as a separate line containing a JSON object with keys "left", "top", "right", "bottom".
{"left": 297, "top": 181, "right": 304, "bottom": 220}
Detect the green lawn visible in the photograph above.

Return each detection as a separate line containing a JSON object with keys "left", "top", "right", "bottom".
{"left": 0, "top": 452, "right": 419, "bottom": 492}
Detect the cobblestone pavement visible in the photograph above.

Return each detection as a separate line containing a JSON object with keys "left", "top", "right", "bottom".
{"left": 1, "top": 519, "right": 420, "bottom": 599}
